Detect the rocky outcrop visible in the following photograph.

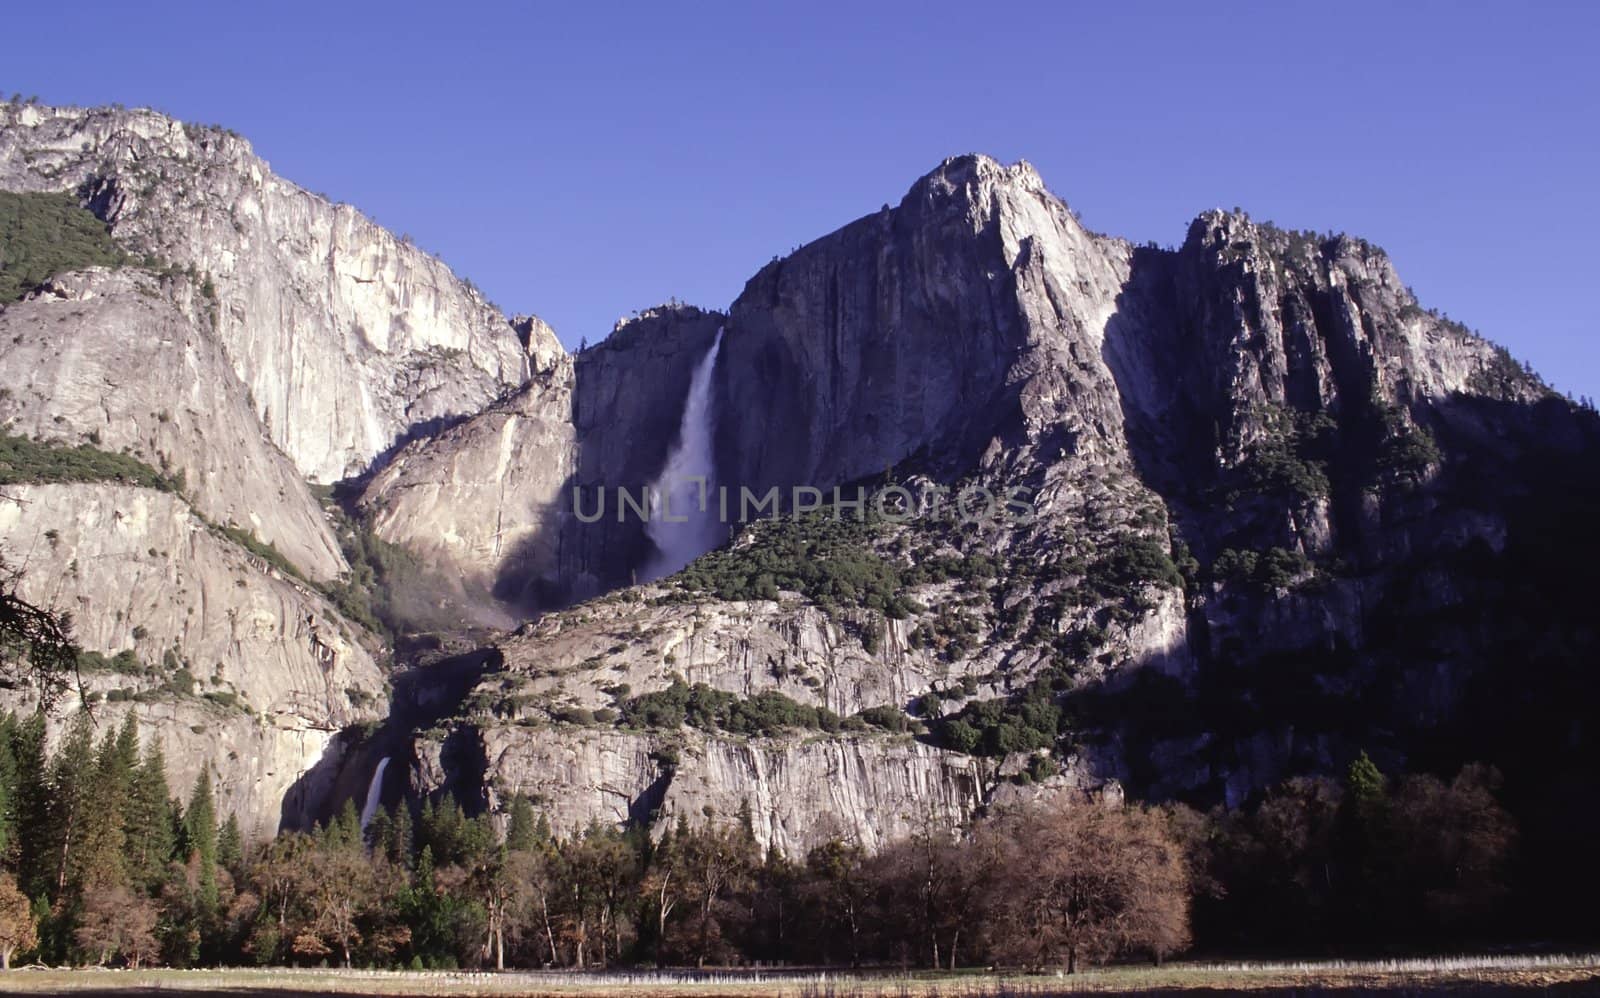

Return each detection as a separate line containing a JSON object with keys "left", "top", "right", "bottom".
{"left": 416, "top": 723, "right": 986, "bottom": 856}
{"left": 721, "top": 156, "right": 1136, "bottom": 493}
{"left": 0, "top": 482, "right": 388, "bottom": 835}
{"left": 485, "top": 576, "right": 1188, "bottom": 722}
{"left": 0, "top": 268, "right": 344, "bottom": 580}
{"left": 359, "top": 362, "right": 578, "bottom": 627}
{"left": 0, "top": 100, "right": 572, "bottom": 834}
{"left": 445, "top": 153, "right": 1589, "bottom": 829}
{"left": 0, "top": 102, "right": 563, "bottom": 483}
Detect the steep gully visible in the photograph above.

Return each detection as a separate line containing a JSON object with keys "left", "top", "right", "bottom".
{"left": 285, "top": 330, "right": 729, "bottom": 830}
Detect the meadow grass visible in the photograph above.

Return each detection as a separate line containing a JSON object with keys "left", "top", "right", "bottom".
{"left": 2, "top": 953, "right": 1598, "bottom": 996}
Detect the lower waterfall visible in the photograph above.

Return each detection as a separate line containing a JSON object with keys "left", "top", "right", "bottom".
{"left": 359, "top": 755, "right": 391, "bottom": 833}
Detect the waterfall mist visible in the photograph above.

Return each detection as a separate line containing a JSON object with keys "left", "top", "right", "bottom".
{"left": 642, "top": 327, "right": 725, "bottom": 581}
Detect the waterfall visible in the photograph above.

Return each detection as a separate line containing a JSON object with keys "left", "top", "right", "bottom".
{"left": 642, "top": 327, "right": 725, "bottom": 581}
{"left": 359, "top": 756, "right": 391, "bottom": 833}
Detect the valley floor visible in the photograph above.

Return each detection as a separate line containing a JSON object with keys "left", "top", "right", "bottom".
{"left": 3, "top": 955, "right": 1599, "bottom": 997}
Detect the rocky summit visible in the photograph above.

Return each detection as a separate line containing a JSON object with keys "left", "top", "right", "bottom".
{"left": 2, "top": 101, "right": 1596, "bottom": 868}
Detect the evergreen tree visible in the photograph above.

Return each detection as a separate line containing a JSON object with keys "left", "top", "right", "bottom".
{"left": 1337, "top": 750, "right": 1395, "bottom": 937}
{"left": 74, "top": 724, "right": 134, "bottom": 890}
{"left": 9, "top": 713, "right": 49, "bottom": 897}
{"left": 182, "top": 771, "right": 218, "bottom": 867}
{"left": 181, "top": 771, "right": 219, "bottom": 918}
{"left": 0, "top": 712, "right": 17, "bottom": 861}
{"left": 1346, "top": 751, "right": 1387, "bottom": 807}
{"left": 45, "top": 712, "right": 96, "bottom": 896}
{"left": 124, "top": 743, "right": 174, "bottom": 891}
{"left": 401, "top": 844, "right": 459, "bottom": 965}
{"left": 112, "top": 713, "right": 140, "bottom": 774}
{"left": 322, "top": 799, "right": 361, "bottom": 851}
{"left": 506, "top": 793, "right": 538, "bottom": 853}
{"left": 365, "top": 808, "right": 393, "bottom": 854}
{"left": 216, "top": 813, "right": 243, "bottom": 882}
{"left": 387, "top": 803, "right": 415, "bottom": 869}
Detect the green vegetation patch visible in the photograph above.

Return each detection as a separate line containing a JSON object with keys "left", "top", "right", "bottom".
{"left": 0, "top": 190, "right": 128, "bottom": 300}
{"left": 0, "top": 431, "right": 185, "bottom": 493}
{"left": 321, "top": 509, "right": 425, "bottom": 641}
{"left": 1229, "top": 405, "right": 1336, "bottom": 504}
{"left": 621, "top": 678, "right": 843, "bottom": 736}
{"left": 1212, "top": 546, "right": 1313, "bottom": 591}
{"left": 672, "top": 514, "right": 923, "bottom": 617}
{"left": 207, "top": 521, "right": 306, "bottom": 584}
{"left": 936, "top": 669, "right": 1068, "bottom": 757}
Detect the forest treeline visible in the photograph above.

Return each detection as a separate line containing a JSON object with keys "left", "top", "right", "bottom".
{"left": 0, "top": 710, "right": 1518, "bottom": 972}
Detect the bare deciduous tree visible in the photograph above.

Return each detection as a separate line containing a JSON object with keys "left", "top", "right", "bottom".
{"left": 74, "top": 885, "right": 159, "bottom": 967}
{"left": 981, "top": 799, "right": 1191, "bottom": 973}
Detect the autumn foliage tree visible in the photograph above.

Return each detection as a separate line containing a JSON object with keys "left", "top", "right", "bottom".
{"left": 74, "top": 885, "right": 159, "bottom": 967}
{"left": 0, "top": 870, "right": 35, "bottom": 970}
{"left": 981, "top": 801, "right": 1191, "bottom": 973}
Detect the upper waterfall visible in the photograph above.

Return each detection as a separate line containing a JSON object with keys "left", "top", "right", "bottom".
{"left": 642, "top": 327, "right": 725, "bottom": 581}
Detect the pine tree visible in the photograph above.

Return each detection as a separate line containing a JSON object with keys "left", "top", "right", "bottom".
{"left": 365, "top": 808, "right": 393, "bottom": 854}
{"left": 74, "top": 723, "right": 135, "bottom": 890}
{"left": 388, "top": 803, "right": 415, "bottom": 868}
{"left": 1338, "top": 750, "right": 1394, "bottom": 934}
{"left": 183, "top": 771, "right": 218, "bottom": 867}
{"left": 45, "top": 712, "right": 96, "bottom": 896}
{"left": 0, "top": 712, "right": 17, "bottom": 861}
{"left": 1346, "top": 751, "right": 1387, "bottom": 807}
{"left": 506, "top": 793, "right": 538, "bottom": 853}
{"left": 420, "top": 797, "right": 472, "bottom": 865}
{"left": 217, "top": 813, "right": 243, "bottom": 882}
{"left": 323, "top": 799, "right": 361, "bottom": 851}
{"left": 112, "top": 713, "right": 140, "bottom": 773}
{"left": 124, "top": 743, "right": 174, "bottom": 891}
{"left": 9, "top": 713, "right": 49, "bottom": 897}
{"left": 182, "top": 771, "right": 219, "bottom": 916}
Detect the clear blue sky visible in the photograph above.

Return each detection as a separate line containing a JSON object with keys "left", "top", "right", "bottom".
{"left": 8, "top": 1, "right": 1597, "bottom": 395}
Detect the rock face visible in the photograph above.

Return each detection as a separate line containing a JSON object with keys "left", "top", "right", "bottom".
{"left": 7, "top": 102, "right": 1598, "bottom": 853}
{"left": 0, "top": 268, "right": 344, "bottom": 580}
{"left": 721, "top": 157, "right": 1135, "bottom": 493}
{"left": 435, "top": 153, "right": 1597, "bottom": 846}
{"left": 357, "top": 304, "right": 729, "bottom": 619}
{"left": 0, "top": 482, "right": 387, "bottom": 836}
{"left": 415, "top": 724, "right": 985, "bottom": 857}
{"left": 0, "top": 102, "right": 562, "bottom": 483}
{"left": 359, "top": 362, "right": 578, "bottom": 628}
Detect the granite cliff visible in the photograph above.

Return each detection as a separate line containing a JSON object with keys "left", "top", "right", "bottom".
{"left": 0, "top": 101, "right": 562, "bottom": 484}
{"left": 378, "top": 156, "right": 1596, "bottom": 853}
{"left": 4, "top": 103, "right": 1596, "bottom": 856}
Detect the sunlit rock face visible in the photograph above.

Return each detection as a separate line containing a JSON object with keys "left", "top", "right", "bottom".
{"left": 0, "top": 482, "right": 387, "bottom": 837}
{"left": 414, "top": 723, "right": 987, "bottom": 857}
{"left": 0, "top": 102, "right": 562, "bottom": 484}
{"left": 720, "top": 156, "right": 1136, "bottom": 495}
{"left": 0, "top": 268, "right": 345, "bottom": 580}
{"left": 358, "top": 361, "right": 579, "bottom": 629}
